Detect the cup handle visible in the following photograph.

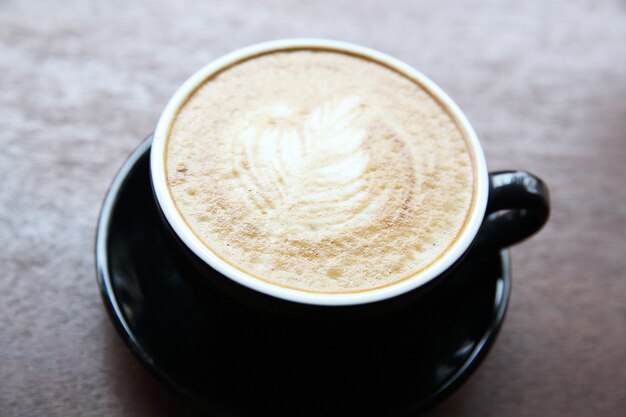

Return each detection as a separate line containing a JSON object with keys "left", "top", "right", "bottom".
{"left": 473, "top": 171, "right": 550, "bottom": 252}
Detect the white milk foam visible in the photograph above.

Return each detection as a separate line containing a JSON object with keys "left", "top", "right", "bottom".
{"left": 166, "top": 49, "right": 476, "bottom": 293}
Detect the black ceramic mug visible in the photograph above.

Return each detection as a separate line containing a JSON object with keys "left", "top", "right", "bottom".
{"left": 148, "top": 39, "right": 550, "bottom": 316}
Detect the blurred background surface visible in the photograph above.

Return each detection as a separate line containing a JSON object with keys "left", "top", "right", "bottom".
{"left": 1, "top": 0, "right": 625, "bottom": 416}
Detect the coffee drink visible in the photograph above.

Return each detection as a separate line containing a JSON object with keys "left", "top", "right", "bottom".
{"left": 165, "top": 48, "right": 477, "bottom": 293}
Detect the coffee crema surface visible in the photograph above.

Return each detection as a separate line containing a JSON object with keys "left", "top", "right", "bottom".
{"left": 165, "top": 49, "right": 476, "bottom": 293}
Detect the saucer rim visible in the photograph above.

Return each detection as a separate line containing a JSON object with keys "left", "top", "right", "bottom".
{"left": 95, "top": 136, "right": 511, "bottom": 415}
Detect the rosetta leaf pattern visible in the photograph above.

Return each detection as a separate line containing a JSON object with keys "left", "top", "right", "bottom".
{"left": 236, "top": 97, "right": 373, "bottom": 228}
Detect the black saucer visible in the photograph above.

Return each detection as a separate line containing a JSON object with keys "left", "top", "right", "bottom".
{"left": 96, "top": 137, "right": 511, "bottom": 417}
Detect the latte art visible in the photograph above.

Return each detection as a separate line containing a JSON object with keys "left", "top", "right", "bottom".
{"left": 235, "top": 97, "right": 383, "bottom": 232}
{"left": 166, "top": 49, "right": 476, "bottom": 293}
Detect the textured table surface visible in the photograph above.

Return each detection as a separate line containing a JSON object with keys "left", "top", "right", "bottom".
{"left": 1, "top": 0, "right": 625, "bottom": 416}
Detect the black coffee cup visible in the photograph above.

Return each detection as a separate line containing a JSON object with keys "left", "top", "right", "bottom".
{"left": 148, "top": 39, "right": 550, "bottom": 318}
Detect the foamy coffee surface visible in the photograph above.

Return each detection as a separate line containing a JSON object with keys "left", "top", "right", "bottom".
{"left": 166, "top": 49, "right": 475, "bottom": 293}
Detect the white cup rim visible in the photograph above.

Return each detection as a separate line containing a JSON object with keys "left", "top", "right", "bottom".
{"left": 150, "top": 38, "right": 489, "bottom": 306}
